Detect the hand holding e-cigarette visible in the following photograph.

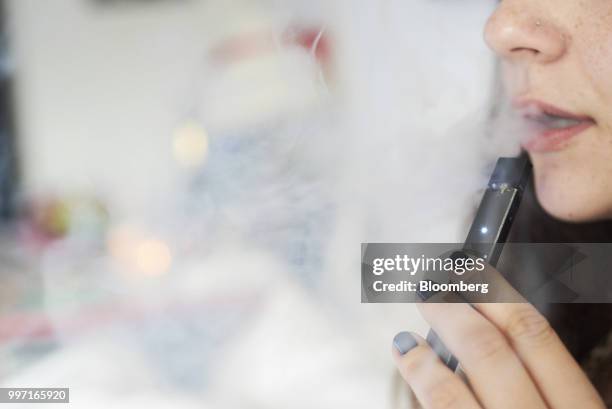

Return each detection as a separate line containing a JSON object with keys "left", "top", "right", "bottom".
{"left": 389, "top": 157, "right": 606, "bottom": 408}
{"left": 391, "top": 294, "right": 605, "bottom": 409}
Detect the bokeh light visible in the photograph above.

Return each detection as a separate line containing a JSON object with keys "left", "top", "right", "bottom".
{"left": 107, "top": 224, "right": 172, "bottom": 276}
{"left": 172, "top": 122, "right": 209, "bottom": 168}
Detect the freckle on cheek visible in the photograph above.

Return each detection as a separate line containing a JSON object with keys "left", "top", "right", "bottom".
{"left": 580, "top": 20, "right": 612, "bottom": 102}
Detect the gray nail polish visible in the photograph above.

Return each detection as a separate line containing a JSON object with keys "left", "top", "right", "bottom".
{"left": 393, "top": 332, "right": 418, "bottom": 355}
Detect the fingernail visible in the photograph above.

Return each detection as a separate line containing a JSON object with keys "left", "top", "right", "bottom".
{"left": 393, "top": 332, "right": 418, "bottom": 355}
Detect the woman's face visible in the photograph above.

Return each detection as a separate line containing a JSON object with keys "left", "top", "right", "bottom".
{"left": 485, "top": 0, "right": 612, "bottom": 222}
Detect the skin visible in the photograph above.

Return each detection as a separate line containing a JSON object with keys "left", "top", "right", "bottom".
{"left": 393, "top": 301, "right": 605, "bottom": 409}
{"left": 488, "top": 0, "right": 612, "bottom": 222}
{"left": 392, "top": 1, "right": 612, "bottom": 407}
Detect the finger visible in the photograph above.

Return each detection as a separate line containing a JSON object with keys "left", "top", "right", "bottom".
{"left": 449, "top": 256, "right": 525, "bottom": 304}
{"left": 418, "top": 302, "right": 548, "bottom": 409}
{"left": 461, "top": 263, "right": 605, "bottom": 408}
{"left": 474, "top": 302, "right": 606, "bottom": 409}
{"left": 392, "top": 332, "right": 483, "bottom": 409}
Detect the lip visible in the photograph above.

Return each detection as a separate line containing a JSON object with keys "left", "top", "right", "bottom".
{"left": 513, "top": 99, "right": 596, "bottom": 153}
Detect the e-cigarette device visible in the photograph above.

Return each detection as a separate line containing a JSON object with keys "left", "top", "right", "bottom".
{"left": 426, "top": 154, "right": 532, "bottom": 371}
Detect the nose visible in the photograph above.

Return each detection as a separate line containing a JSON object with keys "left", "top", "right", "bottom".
{"left": 484, "top": 2, "right": 567, "bottom": 64}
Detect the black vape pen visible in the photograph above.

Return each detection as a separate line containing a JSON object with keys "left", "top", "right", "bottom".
{"left": 426, "top": 154, "right": 532, "bottom": 371}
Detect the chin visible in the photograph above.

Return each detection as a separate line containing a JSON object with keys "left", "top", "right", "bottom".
{"left": 532, "top": 157, "right": 612, "bottom": 223}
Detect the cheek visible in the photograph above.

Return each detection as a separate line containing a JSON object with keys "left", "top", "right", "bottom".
{"left": 578, "top": 21, "right": 612, "bottom": 109}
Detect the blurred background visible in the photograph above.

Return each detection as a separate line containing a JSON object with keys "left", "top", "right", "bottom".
{"left": 0, "top": 0, "right": 504, "bottom": 407}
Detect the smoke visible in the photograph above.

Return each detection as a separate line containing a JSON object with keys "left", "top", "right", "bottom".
{"left": 2, "top": 0, "right": 530, "bottom": 407}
